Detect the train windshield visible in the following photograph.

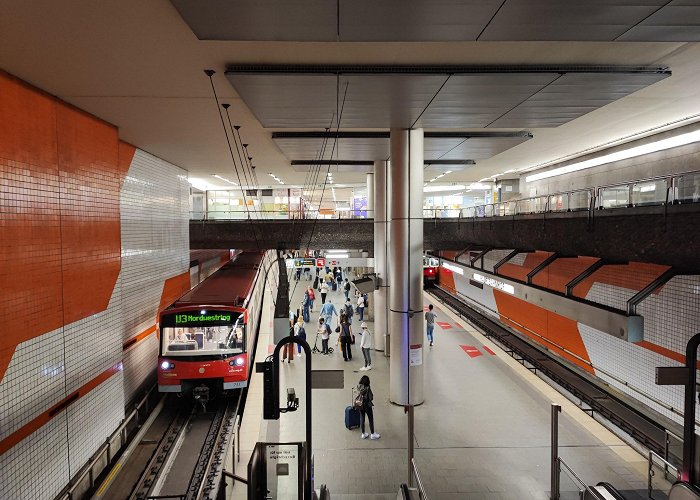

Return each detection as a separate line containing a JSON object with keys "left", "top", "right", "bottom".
{"left": 161, "top": 311, "right": 246, "bottom": 357}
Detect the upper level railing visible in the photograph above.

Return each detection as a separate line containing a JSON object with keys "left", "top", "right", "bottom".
{"left": 190, "top": 169, "right": 700, "bottom": 221}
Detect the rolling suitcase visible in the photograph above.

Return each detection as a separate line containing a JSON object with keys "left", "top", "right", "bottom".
{"left": 345, "top": 406, "right": 360, "bottom": 430}
{"left": 332, "top": 280, "right": 338, "bottom": 292}
{"left": 345, "top": 388, "right": 361, "bottom": 429}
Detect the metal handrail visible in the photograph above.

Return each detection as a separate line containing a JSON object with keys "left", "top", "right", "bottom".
{"left": 648, "top": 449, "right": 680, "bottom": 499}
{"left": 558, "top": 457, "right": 608, "bottom": 500}
{"left": 410, "top": 458, "right": 429, "bottom": 500}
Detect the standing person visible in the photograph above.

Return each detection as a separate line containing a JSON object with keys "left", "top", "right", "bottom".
{"left": 425, "top": 304, "right": 437, "bottom": 346}
{"left": 335, "top": 268, "right": 343, "bottom": 286}
{"left": 302, "top": 291, "right": 311, "bottom": 323}
{"left": 320, "top": 280, "right": 329, "bottom": 304}
{"left": 357, "top": 375, "right": 380, "bottom": 440}
{"left": 282, "top": 318, "right": 295, "bottom": 363}
{"left": 359, "top": 322, "right": 372, "bottom": 370}
{"left": 319, "top": 299, "right": 338, "bottom": 328}
{"left": 294, "top": 317, "right": 306, "bottom": 357}
{"left": 343, "top": 279, "right": 351, "bottom": 300}
{"left": 294, "top": 266, "right": 301, "bottom": 281}
{"left": 318, "top": 318, "right": 331, "bottom": 355}
{"left": 307, "top": 287, "right": 315, "bottom": 312}
{"left": 357, "top": 293, "right": 365, "bottom": 322}
{"left": 339, "top": 314, "right": 354, "bottom": 361}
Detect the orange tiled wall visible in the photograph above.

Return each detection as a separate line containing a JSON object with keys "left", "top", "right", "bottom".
{"left": 0, "top": 72, "right": 125, "bottom": 381}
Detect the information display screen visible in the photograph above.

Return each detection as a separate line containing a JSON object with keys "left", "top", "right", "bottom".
{"left": 161, "top": 309, "right": 239, "bottom": 328}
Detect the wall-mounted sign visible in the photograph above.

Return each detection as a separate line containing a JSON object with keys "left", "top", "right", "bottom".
{"left": 472, "top": 273, "right": 515, "bottom": 295}
{"left": 294, "top": 258, "right": 316, "bottom": 267}
{"left": 442, "top": 262, "right": 464, "bottom": 275}
{"left": 316, "top": 258, "right": 325, "bottom": 267}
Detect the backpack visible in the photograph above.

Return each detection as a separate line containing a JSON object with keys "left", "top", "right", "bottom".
{"left": 298, "top": 327, "right": 306, "bottom": 337}
{"left": 353, "top": 390, "right": 364, "bottom": 411}
{"left": 345, "top": 304, "right": 354, "bottom": 317}
{"left": 344, "top": 282, "right": 351, "bottom": 291}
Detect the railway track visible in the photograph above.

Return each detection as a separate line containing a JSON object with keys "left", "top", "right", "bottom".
{"left": 103, "top": 393, "right": 239, "bottom": 500}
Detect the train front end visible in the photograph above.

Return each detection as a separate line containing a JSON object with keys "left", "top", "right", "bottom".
{"left": 157, "top": 307, "right": 249, "bottom": 397}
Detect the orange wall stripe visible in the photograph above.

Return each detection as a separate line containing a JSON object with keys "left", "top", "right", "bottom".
{"left": 158, "top": 271, "right": 192, "bottom": 314}
{"left": 122, "top": 325, "right": 157, "bottom": 351}
{"left": 635, "top": 340, "right": 700, "bottom": 368}
{"left": 0, "top": 362, "right": 121, "bottom": 456}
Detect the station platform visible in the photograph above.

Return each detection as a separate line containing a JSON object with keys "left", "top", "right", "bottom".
{"left": 232, "top": 272, "right": 673, "bottom": 499}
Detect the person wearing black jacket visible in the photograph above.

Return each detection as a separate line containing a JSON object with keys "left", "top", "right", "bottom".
{"left": 357, "top": 375, "right": 380, "bottom": 440}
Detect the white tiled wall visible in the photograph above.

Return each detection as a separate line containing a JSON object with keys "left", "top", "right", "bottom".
{"left": 0, "top": 148, "right": 190, "bottom": 500}
{"left": 119, "top": 149, "right": 189, "bottom": 405}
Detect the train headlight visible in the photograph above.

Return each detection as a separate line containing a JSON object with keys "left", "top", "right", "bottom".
{"left": 230, "top": 357, "right": 245, "bottom": 366}
{"left": 161, "top": 361, "right": 174, "bottom": 370}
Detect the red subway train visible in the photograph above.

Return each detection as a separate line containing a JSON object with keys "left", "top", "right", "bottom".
{"left": 423, "top": 256, "right": 440, "bottom": 284}
{"left": 157, "top": 251, "right": 276, "bottom": 397}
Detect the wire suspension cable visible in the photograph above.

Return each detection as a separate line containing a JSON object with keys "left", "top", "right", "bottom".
{"left": 204, "top": 70, "right": 261, "bottom": 251}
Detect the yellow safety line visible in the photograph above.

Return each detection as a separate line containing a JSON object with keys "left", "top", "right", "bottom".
{"left": 95, "top": 462, "right": 122, "bottom": 497}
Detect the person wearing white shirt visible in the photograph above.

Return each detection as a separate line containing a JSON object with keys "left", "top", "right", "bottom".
{"left": 359, "top": 322, "right": 372, "bottom": 370}
{"left": 356, "top": 294, "right": 365, "bottom": 321}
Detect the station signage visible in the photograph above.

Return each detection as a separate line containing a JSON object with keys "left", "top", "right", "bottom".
{"left": 294, "top": 258, "right": 316, "bottom": 267}
{"left": 472, "top": 273, "right": 515, "bottom": 295}
{"left": 161, "top": 310, "right": 238, "bottom": 327}
{"left": 316, "top": 258, "right": 325, "bottom": 267}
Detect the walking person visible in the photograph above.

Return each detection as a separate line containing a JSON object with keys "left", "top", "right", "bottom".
{"left": 425, "top": 304, "right": 437, "bottom": 346}
{"left": 320, "top": 280, "right": 329, "bottom": 304}
{"left": 318, "top": 318, "right": 331, "bottom": 355}
{"left": 343, "top": 298, "right": 354, "bottom": 325}
{"left": 307, "top": 286, "right": 315, "bottom": 312}
{"left": 359, "top": 322, "right": 372, "bottom": 370}
{"left": 357, "top": 375, "right": 380, "bottom": 440}
{"left": 339, "top": 314, "right": 354, "bottom": 361}
{"left": 343, "top": 278, "right": 351, "bottom": 300}
{"left": 357, "top": 293, "right": 365, "bottom": 322}
{"left": 282, "top": 316, "right": 295, "bottom": 363}
{"left": 302, "top": 291, "right": 311, "bottom": 323}
{"left": 319, "top": 299, "right": 338, "bottom": 329}
{"left": 294, "top": 317, "right": 306, "bottom": 357}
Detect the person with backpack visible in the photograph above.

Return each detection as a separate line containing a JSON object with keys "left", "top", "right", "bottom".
{"left": 343, "top": 298, "right": 354, "bottom": 324}
{"left": 425, "top": 304, "right": 437, "bottom": 346}
{"left": 343, "top": 279, "right": 351, "bottom": 300}
{"left": 359, "top": 322, "right": 372, "bottom": 371}
{"left": 294, "top": 317, "right": 306, "bottom": 356}
{"left": 356, "top": 293, "right": 365, "bottom": 322}
{"left": 339, "top": 314, "right": 354, "bottom": 361}
{"left": 356, "top": 375, "right": 380, "bottom": 440}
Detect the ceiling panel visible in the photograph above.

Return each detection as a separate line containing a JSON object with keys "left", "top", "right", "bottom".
{"left": 489, "top": 72, "right": 668, "bottom": 127}
{"left": 338, "top": 0, "right": 502, "bottom": 41}
{"left": 619, "top": 0, "right": 700, "bottom": 41}
{"left": 171, "top": 0, "right": 700, "bottom": 42}
{"left": 439, "top": 136, "right": 532, "bottom": 160}
{"left": 477, "top": 0, "right": 668, "bottom": 41}
{"left": 275, "top": 137, "right": 390, "bottom": 160}
{"left": 170, "top": 0, "right": 337, "bottom": 41}
{"left": 228, "top": 73, "right": 448, "bottom": 128}
{"left": 414, "top": 73, "right": 558, "bottom": 128}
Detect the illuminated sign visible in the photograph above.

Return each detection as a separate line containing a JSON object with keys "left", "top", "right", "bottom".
{"left": 442, "top": 262, "right": 464, "bottom": 275}
{"left": 316, "top": 258, "right": 325, "bottom": 267}
{"left": 295, "top": 258, "right": 316, "bottom": 267}
{"left": 472, "top": 273, "right": 515, "bottom": 295}
{"left": 175, "top": 313, "right": 231, "bottom": 325}
{"left": 161, "top": 309, "right": 239, "bottom": 328}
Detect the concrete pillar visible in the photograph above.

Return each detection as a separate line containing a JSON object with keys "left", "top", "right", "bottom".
{"left": 366, "top": 172, "right": 375, "bottom": 217}
{"left": 373, "top": 161, "right": 388, "bottom": 353}
{"left": 389, "top": 129, "right": 424, "bottom": 405}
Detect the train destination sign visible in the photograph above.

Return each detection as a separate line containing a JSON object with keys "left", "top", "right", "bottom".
{"left": 161, "top": 310, "right": 237, "bottom": 327}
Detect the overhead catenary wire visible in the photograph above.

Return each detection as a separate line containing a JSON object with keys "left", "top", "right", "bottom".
{"left": 204, "top": 70, "right": 262, "bottom": 251}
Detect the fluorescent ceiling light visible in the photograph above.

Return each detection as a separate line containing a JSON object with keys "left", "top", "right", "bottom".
{"left": 467, "top": 183, "right": 490, "bottom": 190}
{"left": 188, "top": 178, "right": 219, "bottom": 192}
{"left": 212, "top": 174, "right": 238, "bottom": 186}
{"left": 424, "top": 185, "right": 465, "bottom": 193}
{"left": 327, "top": 249, "right": 348, "bottom": 252}
{"left": 526, "top": 129, "right": 700, "bottom": 182}
{"left": 326, "top": 253, "right": 349, "bottom": 258}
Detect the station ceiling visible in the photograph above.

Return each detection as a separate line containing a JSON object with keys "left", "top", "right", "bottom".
{"left": 2, "top": 1, "right": 700, "bottom": 190}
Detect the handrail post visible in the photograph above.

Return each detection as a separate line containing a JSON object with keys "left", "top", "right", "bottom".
{"left": 551, "top": 403, "right": 561, "bottom": 500}
{"left": 682, "top": 333, "right": 700, "bottom": 484}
